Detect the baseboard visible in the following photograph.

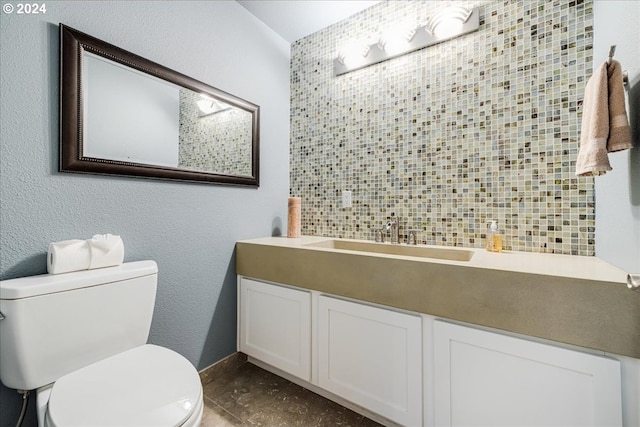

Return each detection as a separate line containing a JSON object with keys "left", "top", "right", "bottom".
{"left": 198, "top": 352, "right": 248, "bottom": 386}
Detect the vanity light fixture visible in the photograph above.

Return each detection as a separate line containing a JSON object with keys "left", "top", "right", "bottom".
{"left": 197, "top": 96, "right": 231, "bottom": 117}
{"left": 425, "top": 6, "right": 473, "bottom": 38}
{"left": 336, "top": 41, "right": 371, "bottom": 69}
{"left": 378, "top": 25, "right": 416, "bottom": 56}
{"left": 334, "top": 6, "right": 479, "bottom": 76}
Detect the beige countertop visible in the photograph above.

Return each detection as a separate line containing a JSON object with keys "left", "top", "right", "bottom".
{"left": 236, "top": 236, "right": 639, "bottom": 359}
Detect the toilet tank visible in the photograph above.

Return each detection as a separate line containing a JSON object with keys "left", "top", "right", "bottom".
{"left": 0, "top": 260, "right": 158, "bottom": 391}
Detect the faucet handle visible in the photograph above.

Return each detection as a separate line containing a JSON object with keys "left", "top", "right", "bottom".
{"left": 374, "top": 228, "right": 385, "bottom": 243}
{"left": 407, "top": 230, "right": 418, "bottom": 245}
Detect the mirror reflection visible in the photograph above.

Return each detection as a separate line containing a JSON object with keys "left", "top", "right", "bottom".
{"left": 178, "top": 91, "right": 253, "bottom": 176}
{"left": 60, "top": 24, "right": 260, "bottom": 186}
{"left": 82, "top": 53, "right": 253, "bottom": 177}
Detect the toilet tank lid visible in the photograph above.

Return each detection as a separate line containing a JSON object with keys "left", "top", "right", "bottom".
{"left": 0, "top": 261, "right": 158, "bottom": 300}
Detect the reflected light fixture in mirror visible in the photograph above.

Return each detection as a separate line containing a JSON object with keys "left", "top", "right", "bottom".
{"left": 334, "top": 6, "right": 479, "bottom": 76}
{"left": 197, "top": 96, "right": 232, "bottom": 117}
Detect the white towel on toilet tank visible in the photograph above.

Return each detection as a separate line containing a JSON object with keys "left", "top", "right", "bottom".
{"left": 87, "top": 234, "right": 125, "bottom": 269}
{"left": 47, "top": 234, "right": 124, "bottom": 274}
{"left": 47, "top": 239, "right": 91, "bottom": 274}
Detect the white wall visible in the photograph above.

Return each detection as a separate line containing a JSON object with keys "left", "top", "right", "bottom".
{"left": 0, "top": 1, "right": 290, "bottom": 425}
{"left": 593, "top": 1, "right": 640, "bottom": 273}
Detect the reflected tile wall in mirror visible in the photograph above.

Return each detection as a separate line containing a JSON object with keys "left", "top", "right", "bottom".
{"left": 179, "top": 89, "right": 253, "bottom": 176}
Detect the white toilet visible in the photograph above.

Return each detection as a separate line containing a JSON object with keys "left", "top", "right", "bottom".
{"left": 0, "top": 260, "right": 203, "bottom": 426}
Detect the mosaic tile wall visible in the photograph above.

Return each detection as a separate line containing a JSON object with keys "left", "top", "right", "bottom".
{"left": 179, "top": 89, "right": 253, "bottom": 176}
{"left": 290, "top": 0, "right": 595, "bottom": 255}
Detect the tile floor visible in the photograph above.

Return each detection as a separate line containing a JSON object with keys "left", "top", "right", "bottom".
{"left": 200, "top": 361, "right": 384, "bottom": 426}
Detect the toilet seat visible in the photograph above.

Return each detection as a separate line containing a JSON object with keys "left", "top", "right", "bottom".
{"left": 45, "top": 344, "right": 203, "bottom": 427}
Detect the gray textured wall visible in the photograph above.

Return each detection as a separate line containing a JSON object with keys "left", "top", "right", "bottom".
{"left": 0, "top": 1, "right": 289, "bottom": 425}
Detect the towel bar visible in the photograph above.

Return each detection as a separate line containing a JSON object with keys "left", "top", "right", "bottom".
{"left": 608, "top": 45, "right": 629, "bottom": 88}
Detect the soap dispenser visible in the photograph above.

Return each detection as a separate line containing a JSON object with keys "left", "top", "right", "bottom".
{"left": 486, "top": 220, "right": 503, "bottom": 253}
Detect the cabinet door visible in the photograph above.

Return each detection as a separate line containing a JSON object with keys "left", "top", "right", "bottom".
{"left": 318, "top": 295, "right": 422, "bottom": 426}
{"left": 434, "top": 320, "right": 622, "bottom": 427}
{"left": 239, "top": 278, "right": 311, "bottom": 380}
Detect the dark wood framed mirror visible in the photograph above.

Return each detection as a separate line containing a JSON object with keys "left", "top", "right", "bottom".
{"left": 59, "top": 24, "right": 260, "bottom": 186}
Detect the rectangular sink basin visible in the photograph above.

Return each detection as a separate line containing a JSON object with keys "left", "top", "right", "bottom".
{"left": 305, "top": 239, "right": 474, "bottom": 262}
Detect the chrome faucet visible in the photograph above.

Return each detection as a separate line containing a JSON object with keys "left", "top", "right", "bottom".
{"left": 384, "top": 217, "right": 400, "bottom": 244}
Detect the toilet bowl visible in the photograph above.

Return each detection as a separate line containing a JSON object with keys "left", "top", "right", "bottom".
{"left": 0, "top": 261, "right": 203, "bottom": 427}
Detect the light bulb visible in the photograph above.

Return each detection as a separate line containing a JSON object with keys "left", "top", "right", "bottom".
{"left": 337, "top": 41, "right": 370, "bottom": 68}
{"left": 425, "top": 6, "right": 473, "bottom": 38}
{"left": 379, "top": 26, "right": 415, "bottom": 55}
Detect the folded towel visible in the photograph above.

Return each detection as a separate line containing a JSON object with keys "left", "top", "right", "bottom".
{"left": 606, "top": 60, "right": 632, "bottom": 152}
{"left": 576, "top": 60, "right": 632, "bottom": 176}
{"left": 87, "top": 234, "right": 125, "bottom": 269}
{"left": 47, "top": 239, "right": 91, "bottom": 274}
{"left": 47, "top": 234, "right": 125, "bottom": 274}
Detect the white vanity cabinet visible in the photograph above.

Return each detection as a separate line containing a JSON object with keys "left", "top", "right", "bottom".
{"left": 238, "top": 278, "right": 311, "bottom": 380}
{"left": 433, "top": 320, "right": 623, "bottom": 427}
{"left": 238, "top": 275, "right": 629, "bottom": 427}
{"left": 318, "top": 296, "right": 423, "bottom": 427}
